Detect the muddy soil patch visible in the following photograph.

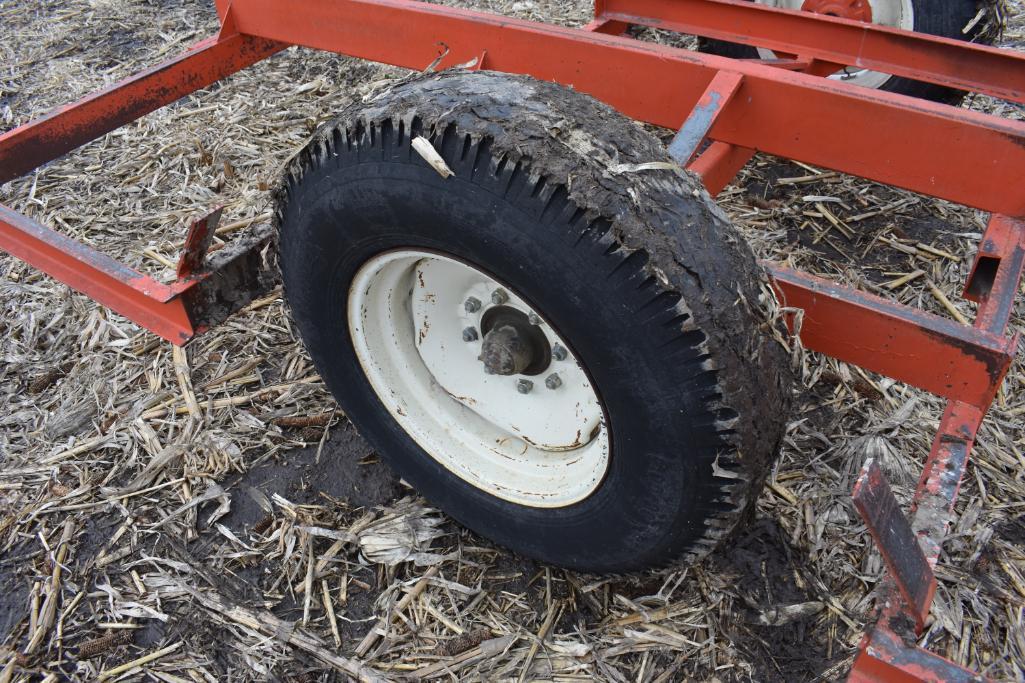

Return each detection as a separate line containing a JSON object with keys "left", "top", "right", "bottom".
{"left": 218, "top": 420, "right": 403, "bottom": 533}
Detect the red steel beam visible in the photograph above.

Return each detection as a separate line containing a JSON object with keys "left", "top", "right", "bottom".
{"left": 847, "top": 226, "right": 1018, "bottom": 678}
{"left": 0, "top": 23, "right": 286, "bottom": 344}
{"left": 850, "top": 622, "right": 988, "bottom": 683}
{"left": 687, "top": 141, "right": 754, "bottom": 196}
{"left": 586, "top": 0, "right": 631, "bottom": 34}
{"left": 852, "top": 458, "right": 935, "bottom": 631}
{"left": 223, "top": 0, "right": 1025, "bottom": 216}
{"left": 0, "top": 204, "right": 195, "bottom": 344}
{"left": 0, "top": 32, "right": 286, "bottom": 185}
{"left": 598, "top": 0, "right": 1025, "bottom": 104}
{"left": 964, "top": 215, "right": 1025, "bottom": 333}
{"left": 684, "top": 59, "right": 838, "bottom": 194}
{"left": 907, "top": 216, "right": 1022, "bottom": 551}
{"left": 582, "top": 17, "right": 630, "bottom": 35}
{"left": 214, "top": 0, "right": 232, "bottom": 23}
{"left": 849, "top": 219, "right": 1023, "bottom": 681}
{"left": 766, "top": 264, "right": 1016, "bottom": 408}
{"left": 667, "top": 71, "right": 745, "bottom": 164}
{"left": 910, "top": 402, "right": 982, "bottom": 555}
{"left": 850, "top": 401, "right": 988, "bottom": 682}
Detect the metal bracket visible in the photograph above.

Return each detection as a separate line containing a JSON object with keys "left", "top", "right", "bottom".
{"left": 684, "top": 58, "right": 836, "bottom": 195}
{"left": 667, "top": 71, "right": 744, "bottom": 165}
{"left": 850, "top": 624, "right": 989, "bottom": 683}
{"left": 181, "top": 222, "right": 278, "bottom": 335}
{"left": 963, "top": 216, "right": 1025, "bottom": 334}
{"left": 765, "top": 263, "right": 1016, "bottom": 408}
{"left": 852, "top": 459, "right": 935, "bottom": 631}
{"left": 177, "top": 207, "right": 223, "bottom": 279}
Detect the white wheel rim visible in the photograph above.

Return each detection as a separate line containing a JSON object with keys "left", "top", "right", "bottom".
{"left": 348, "top": 250, "right": 610, "bottom": 508}
{"left": 754, "top": 0, "right": 914, "bottom": 89}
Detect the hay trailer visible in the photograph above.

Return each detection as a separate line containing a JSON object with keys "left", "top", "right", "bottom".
{"left": 1, "top": 0, "right": 1023, "bottom": 679}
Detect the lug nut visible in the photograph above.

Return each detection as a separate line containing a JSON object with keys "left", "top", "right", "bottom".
{"left": 545, "top": 373, "right": 562, "bottom": 390}
{"left": 491, "top": 289, "right": 509, "bottom": 305}
{"left": 516, "top": 379, "right": 534, "bottom": 394}
{"left": 527, "top": 312, "right": 542, "bottom": 326}
{"left": 462, "top": 327, "right": 479, "bottom": 342}
{"left": 552, "top": 344, "right": 568, "bottom": 361}
{"left": 464, "top": 297, "right": 482, "bottom": 313}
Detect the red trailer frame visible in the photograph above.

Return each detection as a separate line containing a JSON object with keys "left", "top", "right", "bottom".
{"left": 1, "top": 1, "right": 1023, "bottom": 679}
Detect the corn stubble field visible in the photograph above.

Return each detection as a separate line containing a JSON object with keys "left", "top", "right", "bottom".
{"left": 1, "top": 0, "right": 1024, "bottom": 681}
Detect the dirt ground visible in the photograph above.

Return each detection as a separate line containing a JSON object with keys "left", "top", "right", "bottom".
{"left": 1, "top": 0, "right": 1024, "bottom": 681}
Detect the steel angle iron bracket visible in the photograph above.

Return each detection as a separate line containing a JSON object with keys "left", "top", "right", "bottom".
{"left": 842, "top": 216, "right": 1023, "bottom": 682}
{"left": 0, "top": 10, "right": 286, "bottom": 344}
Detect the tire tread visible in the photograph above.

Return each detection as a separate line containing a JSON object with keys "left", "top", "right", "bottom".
{"left": 276, "top": 70, "right": 792, "bottom": 569}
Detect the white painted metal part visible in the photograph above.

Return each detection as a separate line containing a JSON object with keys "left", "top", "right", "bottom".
{"left": 755, "top": 0, "right": 915, "bottom": 89}
{"left": 348, "top": 250, "right": 610, "bottom": 508}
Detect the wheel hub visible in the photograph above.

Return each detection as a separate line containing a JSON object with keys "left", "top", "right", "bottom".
{"left": 347, "top": 249, "right": 610, "bottom": 507}
{"left": 478, "top": 306, "right": 551, "bottom": 376}
{"left": 479, "top": 323, "right": 532, "bottom": 375}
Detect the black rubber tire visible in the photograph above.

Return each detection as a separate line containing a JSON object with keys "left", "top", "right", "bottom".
{"left": 699, "top": 0, "right": 995, "bottom": 104}
{"left": 275, "top": 70, "right": 792, "bottom": 572}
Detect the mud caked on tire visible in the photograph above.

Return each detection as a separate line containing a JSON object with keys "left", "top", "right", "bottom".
{"left": 276, "top": 70, "right": 792, "bottom": 572}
